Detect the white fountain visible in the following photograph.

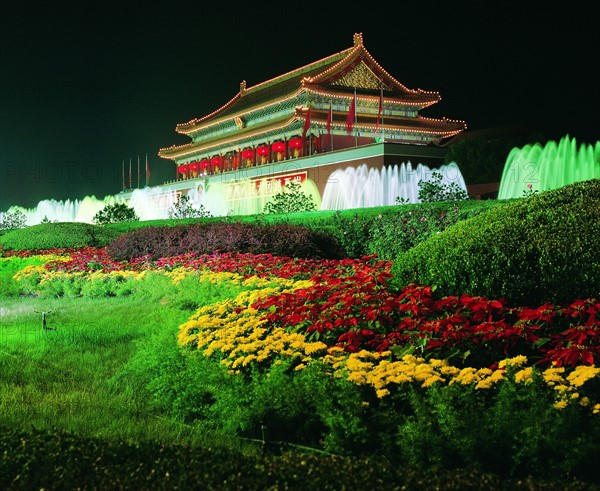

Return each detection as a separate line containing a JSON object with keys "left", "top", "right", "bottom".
{"left": 320, "top": 162, "right": 467, "bottom": 209}
{"left": 1, "top": 161, "right": 468, "bottom": 225}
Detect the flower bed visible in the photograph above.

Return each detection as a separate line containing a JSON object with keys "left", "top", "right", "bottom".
{"left": 7, "top": 247, "right": 600, "bottom": 479}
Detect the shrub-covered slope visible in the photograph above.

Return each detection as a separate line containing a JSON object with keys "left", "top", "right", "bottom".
{"left": 391, "top": 179, "right": 600, "bottom": 305}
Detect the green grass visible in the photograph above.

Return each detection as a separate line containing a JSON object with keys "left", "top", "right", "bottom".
{"left": 0, "top": 290, "right": 255, "bottom": 454}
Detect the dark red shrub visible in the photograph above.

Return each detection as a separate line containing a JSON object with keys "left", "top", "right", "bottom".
{"left": 107, "top": 222, "right": 343, "bottom": 260}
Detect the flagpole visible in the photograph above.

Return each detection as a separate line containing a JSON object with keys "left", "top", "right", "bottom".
{"left": 129, "top": 158, "right": 132, "bottom": 189}
{"left": 381, "top": 83, "right": 385, "bottom": 143}
{"left": 353, "top": 88, "right": 357, "bottom": 147}
{"left": 145, "top": 153, "right": 149, "bottom": 187}
{"left": 328, "top": 99, "right": 333, "bottom": 152}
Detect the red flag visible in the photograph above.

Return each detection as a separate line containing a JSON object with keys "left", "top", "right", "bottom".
{"left": 302, "top": 106, "right": 311, "bottom": 142}
{"left": 145, "top": 154, "right": 151, "bottom": 186}
{"left": 375, "top": 85, "right": 383, "bottom": 134}
{"left": 346, "top": 91, "right": 356, "bottom": 135}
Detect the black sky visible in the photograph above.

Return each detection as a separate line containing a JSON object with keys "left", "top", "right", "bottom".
{"left": 0, "top": 2, "right": 597, "bottom": 211}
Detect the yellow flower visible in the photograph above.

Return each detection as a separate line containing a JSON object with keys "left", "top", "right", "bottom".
{"left": 554, "top": 399, "right": 568, "bottom": 410}
{"left": 566, "top": 365, "right": 600, "bottom": 387}
{"left": 376, "top": 388, "right": 390, "bottom": 399}
{"left": 422, "top": 375, "right": 443, "bottom": 388}
{"left": 593, "top": 404, "right": 600, "bottom": 414}
{"left": 515, "top": 367, "right": 534, "bottom": 384}
{"left": 499, "top": 355, "right": 528, "bottom": 368}
{"left": 452, "top": 367, "right": 478, "bottom": 385}
{"left": 580, "top": 397, "right": 590, "bottom": 407}
{"left": 475, "top": 371, "right": 504, "bottom": 390}
{"left": 543, "top": 367, "right": 566, "bottom": 386}
{"left": 347, "top": 372, "right": 367, "bottom": 385}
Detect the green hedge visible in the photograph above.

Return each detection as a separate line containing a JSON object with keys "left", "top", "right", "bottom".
{"left": 0, "top": 222, "right": 121, "bottom": 251}
{"left": 0, "top": 426, "right": 595, "bottom": 490}
{"left": 329, "top": 200, "right": 506, "bottom": 259}
{"left": 390, "top": 179, "right": 600, "bottom": 305}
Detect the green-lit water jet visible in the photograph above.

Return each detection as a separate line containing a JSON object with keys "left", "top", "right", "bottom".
{"left": 497, "top": 135, "right": 600, "bottom": 199}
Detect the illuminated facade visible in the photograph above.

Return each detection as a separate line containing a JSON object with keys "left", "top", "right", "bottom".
{"left": 159, "top": 33, "right": 466, "bottom": 180}
{"left": 137, "top": 33, "right": 469, "bottom": 216}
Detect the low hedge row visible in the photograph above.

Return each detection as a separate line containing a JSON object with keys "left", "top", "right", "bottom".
{"left": 0, "top": 222, "right": 120, "bottom": 251}
{"left": 106, "top": 221, "right": 344, "bottom": 260}
{"left": 0, "top": 426, "right": 595, "bottom": 490}
{"left": 391, "top": 179, "right": 600, "bottom": 305}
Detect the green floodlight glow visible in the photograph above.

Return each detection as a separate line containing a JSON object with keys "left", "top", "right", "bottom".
{"left": 497, "top": 135, "right": 600, "bottom": 200}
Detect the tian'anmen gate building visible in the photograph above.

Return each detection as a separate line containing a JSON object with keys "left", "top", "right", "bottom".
{"left": 154, "top": 33, "right": 467, "bottom": 215}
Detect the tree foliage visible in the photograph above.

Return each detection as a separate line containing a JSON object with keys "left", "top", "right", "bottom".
{"left": 93, "top": 202, "right": 139, "bottom": 225}
{"left": 263, "top": 181, "right": 317, "bottom": 214}
{"left": 168, "top": 195, "right": 212, "bottom": 219}
{"left": 416, "top": 171, "right": 469, "bottom": 203}
{"left": 0, "top": 209, "right": 27, "bottom": 230}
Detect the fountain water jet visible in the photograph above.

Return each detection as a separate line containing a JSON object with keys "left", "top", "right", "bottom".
{"left": 497, "top": 135, "right": 600, "bottom": 200}
{"left": 1, "top": 195, "right": 121, "bottom": 226}
{"left": 320, "top": 162, "right": 467, "bottom": 210}
{"left": 2, "top": 160, "right": 467, "bottom": 225}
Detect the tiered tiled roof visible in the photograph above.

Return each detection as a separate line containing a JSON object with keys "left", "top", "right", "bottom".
{"left": 160, "top": 33, "right": 465, "bottom": 161}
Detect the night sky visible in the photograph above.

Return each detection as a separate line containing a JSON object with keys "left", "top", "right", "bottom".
{"left": 0, "top": 3, "right": 597, "bottom": 211}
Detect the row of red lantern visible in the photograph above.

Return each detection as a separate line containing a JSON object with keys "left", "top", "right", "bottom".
{"left": 178, "top": 157, "right": 221, "bottom": 176}
{"left": 240, "top": 138, "right": 303, "bottom": 159}
{"left": 178, "top": 136, "right": 306, "bottom": 178}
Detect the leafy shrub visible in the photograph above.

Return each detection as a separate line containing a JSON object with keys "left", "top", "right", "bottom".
{"left": 107, "top": 222, "right": 343, "bottom": 260}
{"left": 93, "top": 202, "right": 139, "bottom": 225}
{"left": 415, "top": 170, "right": 469, "bottom": 203}
{"left": 332, "top": 201, "right": 503, "bottom": 259}
{"left": 0, "top": 209, "right": 27, "bottom": 231}
{"left": 391, "top": 179, "right": 600, "bottom": 305}
{"left": 0, "top": 222, "right": 121, "bottom": 251}
{"left": 263, "top": 181, "right": 317, "bottom": 214}
{"left": 168, "top": 195, "right": 212, "bottom": 219}
{"left": 0, "top": 256, "right": 47, "bottom": 296}
{"left": 394, "top": 372, "right": 600, "bottom": 480}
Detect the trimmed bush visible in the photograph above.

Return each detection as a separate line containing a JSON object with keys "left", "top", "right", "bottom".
{"left": 107, "top": 222, "right": 343, "bottom": 260}
{"left": 332, "top": 200, "right": 504, "bottom": 259}
{"left": 391, "top": 179, "right": 600, "bottom": 305}
{"left": 0, "top": 222, "right": 121, "bottom": 251}
{"left": 93, "top": 202, "right": 139, "bottom": 224}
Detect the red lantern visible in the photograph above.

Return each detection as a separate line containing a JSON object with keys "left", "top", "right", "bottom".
{"left": 188, "top": 161, "right": 200, "bottom": 177}
{"left": 288, "top": 137, "right": 303, "bottom": 149}
{"left": 210, "top": 156, "right": 222, "bottom": 173}
{"left": 271, "top": 141, "right": 286, "bottom": 153}
{"left": 177, "top": 164, "right": 189, "bottom": 179}
{"left": 200, "top": 159, "right": 210, "bottom": 172}
{"left": 241, "top": 148, "right": 254, "bottom": 160}
{"left": 256, "top": 146, "right": 269, "bottom": 156}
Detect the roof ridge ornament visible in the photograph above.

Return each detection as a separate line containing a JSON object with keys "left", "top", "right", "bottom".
{"left": 353, "top": 32, "right": 363, "bottom": 48}
{"left": 240, "top": 80, "right": 247, "bottom": 95}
